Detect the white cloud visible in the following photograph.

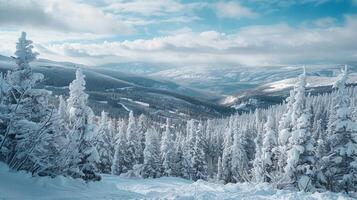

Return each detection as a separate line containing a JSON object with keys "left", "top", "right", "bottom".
{"left": 215, "top": 1, "right": 258, "bottom": 19}
{"left": 311, "top": 17, "right": 337, "bottom": 27}
{"left": 0, "top": 0, "right": 134, "bottom": 35}
{"left": 251, "top": 0, "right": 330, "bottom": 8}
{"left": 101, "top": 0, "right": 205, "bottom": 26}
{"left": 103, "top": 0, "right": 185, "bottom": 17}
{"left": 0, "top": 0, "right": 356, "bottom": 68}
{"left": 248, "top": 0, "right": 332, "bottom": 14}
{"left": 27, "top": 15, "right": 357, "bottom": 67}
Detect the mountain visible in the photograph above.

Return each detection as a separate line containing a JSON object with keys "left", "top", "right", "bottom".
{"left": 149, "top": 65, "right": 357, "bottom": 97}
{"left": 146, "top": 64, "right": 357, "bottom": 108}
{"left": 223, "top": 73, "right": 357, "bottom": 111}
{"left": 2, "top": 55, "right": 356, "bottom": 118}
{"left": 0, "top": 55, "right": 234, "bottom": 120}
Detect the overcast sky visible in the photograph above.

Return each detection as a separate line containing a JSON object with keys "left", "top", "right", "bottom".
{"left": 0, "top": 0, "right": 357, "bottom": 67}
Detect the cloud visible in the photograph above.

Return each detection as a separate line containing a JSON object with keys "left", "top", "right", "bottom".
{"left": 30, "top": 15, "right": 357, "bottom": 67}
{"left": 215, "top": 1, "right": 258, "bottom": 19}
{"left": 251, "top": 0, "right": 330, "bottom": 8}
{"left": 101, "top": 0, "right": 205, "bottom": 26}
{"left": 311, "top": 17, "right": 337, "bottom": 27}
{"left": 0, "top": 0, "right": 133, "bottom": 35}
{"left": 103, "top": 0, "right": 185, "bottom": 17}
{"left": 247, "top": 0, "right": 332, "bottom": 14}
{"left": 0, "top": 1, "right": 355, "bottom": 68}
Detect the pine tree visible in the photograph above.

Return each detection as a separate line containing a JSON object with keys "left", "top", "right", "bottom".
{"left": 285, "top": 68, "right": 316, "bottom": 191}
{"left": 173, "top": 133, "right": 185, "bottom": 177}
{"left": 190, "top": 121, "right": 208, "bottom": 180}
{"left": 322, "top": 66, "right": 357, "bottom": 192}
{"left": 231, "top": 127, "right": 249, "bottom": 182}
{"left": 126, "top": 111, "right": 140, "bottom": 169}
{"left": 0, "top": 32, "right": 56, "bottom": 175}
{"left": 183, "top": 119, "right": 196, "bottom": 179}
{"left": 137, "top": 114, "right": 148, "bottom": 164}
{"left": 220, "top": 117, "right": 233, "bottom": 183}
{"left": 111, "top": 119, "right": 128, "bottom": 175}
{"left": 276, "top": 90, "right": 295, "bottom": 176}
{"left": 261, "top": 116, "right": 278, "bottom": 182}
{"left": 206, "top": 119, "right": 219, "bottom": 178}
{"left": 67, "top": 68, "right": 100, "bottom": 181}
{"left": 161, "top": 118, "right": 176, "bottom": 176}
{"left": 141, "top": 128, "right": 161, "bottom": 178}
{"left": 96, "top": 111, "right": 117, "bottom": 173}
{"left": 252, "top": 119, "right": 264, "bottom": 183}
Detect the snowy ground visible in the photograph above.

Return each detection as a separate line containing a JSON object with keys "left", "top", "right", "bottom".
{"left": 0, "top": 163, "right": 355, "bottom": 200}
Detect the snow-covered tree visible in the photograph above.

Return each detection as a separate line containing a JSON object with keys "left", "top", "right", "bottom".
{"left": 0, "top": 32, "right": 56, "bottom": 175}
{"left": 322, "top": 66, "right": 357, "bottom": 192}
{"left": 231, "top": 125, "right": 249, "bottom": 183}
{"left": 141, "top": 128, "right": 161, "bottom": 178}
{"left": 251, "top": 119, "right": 264, "bottom": 183}
{"left": 182, "top": 119, "right": 196, "bottom": 179}
{"left": 206, "top": 119, "right": 219, "bottom": 178}
{"left": 7, "top": 32, "right": 39, "bottom": 92}
{"left": 126, "top": 111, "right": 141, "bottom": 168}
{"left": 111, "top": 119, "right": 128, "bottom": 175}
{"left": 220, "top": 117, "right": 234, "bottom": 183}
{"left": 285, "top": 68, "right": 316, "bottom": 191}
{"left": 261, "top": 116, "right": 278, "bottom": 182}
{"left": 137, "top": 114, "right": 148, "bottom": 163}
{"left": 67, "top": 68, "right": 100, "bottom": 181}
{"left": 96, "top": 111, "right": 117, "bottom": 173}
{"left": 173, "top": 133, "right": 185, "bottom": 177}
{"left": 161, "top": 118, "right": 176, "bottom": 176}
{"left": 276, "top": 90, "right": 295, "bottom": 176}
{"left": 190, "top": 121, "right": 208, "bottom": 180}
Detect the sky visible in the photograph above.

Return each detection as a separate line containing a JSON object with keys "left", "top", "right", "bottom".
{"left": 0, "top": 0, "right": 357, "bottom": 67}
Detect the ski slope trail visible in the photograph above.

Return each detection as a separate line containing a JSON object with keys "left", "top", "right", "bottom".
{"left": 0, "top": 163, "right": 354, "bottom": 200}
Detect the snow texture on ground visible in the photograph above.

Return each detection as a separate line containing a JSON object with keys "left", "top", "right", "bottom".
{"left": 0, "top": 163, "right": 355, "bottom": 200}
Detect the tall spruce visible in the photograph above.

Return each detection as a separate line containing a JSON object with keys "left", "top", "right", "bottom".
{"left": 0, "top": 32, "right": 57, "bottom": 176}
{"left": 161, "top": 118, "right": 176, "bottom": 176}
{"left": 322, "top": 66, "right": 357, "bottom": 192}
{"left": 67, "top": 69, "right": 100, "bottom": 181}
{"left": 285, "top": 68, "right": 316, "bottom": 191}
{"left": 141, "top": 128, "right": 161, "bottom": 178}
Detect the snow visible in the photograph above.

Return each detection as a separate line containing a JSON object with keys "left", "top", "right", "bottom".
{"left": 120, "top": 97, "right": 150, "bottom": 107}
{"left": 263, "top": 74, "right": 357, "bottom": 92}
{"left": 0, "top": 163, "right": 355, "bottom": 200}
{"left": 118, "top": 102, "right": 132, "bottom": 112}
{"left": 221, "top": 95, "right": 238, "bottom": 105}
{"left": 135, "top": 101, "right": 150, "bottom": 107}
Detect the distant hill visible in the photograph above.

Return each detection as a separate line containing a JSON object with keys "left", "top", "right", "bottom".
{"left": 0, "top": 55, "right": 235, "bottom": 121}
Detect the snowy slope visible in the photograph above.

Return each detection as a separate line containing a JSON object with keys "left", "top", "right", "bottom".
{"left": 222, "top": 73, "right": 357, "bottom": 107}
{"left": 150, "top": 65, "right": 357, "bottom": 95}
{"left": 0, "top": 163, "right": 354, "bottom": 200}
{"left": 0, "top": 55, "right": 233, "bottom": 119}
{"left": 263, "top": 73, "right": 357, "bottom": 92}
